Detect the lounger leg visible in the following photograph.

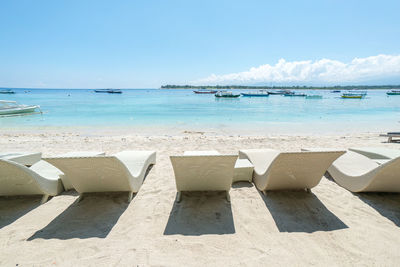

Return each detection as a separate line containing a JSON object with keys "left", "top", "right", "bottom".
{"left": 40, "top": 194, "right": 49, "bottom": 204}
{"left": 306, "top": 188, "right": 312, "bottom": 193}
{"left": 389, "top": 136, "right": 393, "bottom": 143}
{"left": 226, "top": 191, "right": 231, "bottom": 202}
{"left": 176, "top": 192, "right": 182, "bottom": 203}
{"left": 262, "top": 190, "right": 267, "bottom": 196}
{"left": 128, "top": 192, "right": 135, "bottom": 203}
{"left": 77, "top": 193, "right": 85, "bottom": 203}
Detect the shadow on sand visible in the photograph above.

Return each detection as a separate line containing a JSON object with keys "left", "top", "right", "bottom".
{"left": 356, "top": 192, "right": 400, "bottom": 226}
{"left": 232, "top": 181, "right": 254, "bottom": 189}
{"left": 164, "top": 191, "right": 235, "bottom": 236}
{"left": 0, "top": 196, "right": 41, "bottom": 229}
{"left": 28, "top": 192, "right": 129, "bottom": 240}
{"left": 259, "top": 190, "right": 348, "bottom": 233}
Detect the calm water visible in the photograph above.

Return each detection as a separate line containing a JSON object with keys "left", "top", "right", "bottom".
{"left": 0, "top": 89, "right": 399, "bottom": 134}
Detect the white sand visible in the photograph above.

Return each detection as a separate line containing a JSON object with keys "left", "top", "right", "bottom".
{"left": 1, "top": 130, "right": 400, "bottom": 266}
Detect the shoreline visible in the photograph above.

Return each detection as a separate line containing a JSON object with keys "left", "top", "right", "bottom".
{"left": 0, "top": 122, "right": 396, "bottom": 136}
{"left": 0, "top": 131, "right": 394, "bottom": 155}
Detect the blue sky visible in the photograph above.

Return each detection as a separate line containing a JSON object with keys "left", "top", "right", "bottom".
{"left": 0, "top": 0, "right": 399, "bottom": 88}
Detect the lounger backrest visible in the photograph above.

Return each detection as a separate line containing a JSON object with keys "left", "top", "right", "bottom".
{"left": 0, "top": 159, "right": 43, "bottom": 196}
{"left": 170, "top": 155, "right": 238, "bottom": 191}
{"left": 349, "top": 147, "right": 400, "bottom": 160}
{"left": 261, "top": 151, "right": 345, "bottom": 191}
{"left": 364, "top": 157, "right": 400, "bottom": 192}
{"left": 43, "top": 156, "right": 133, "bottom": 193}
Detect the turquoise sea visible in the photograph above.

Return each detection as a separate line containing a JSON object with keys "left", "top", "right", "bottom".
{"left": 0, "top": 89, "right": 399, "bottom": 134}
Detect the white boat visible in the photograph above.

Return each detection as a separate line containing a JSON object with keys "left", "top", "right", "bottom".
{"left": 215, "top": 91, "right": 241, "bottom": 98}
{"left": 267, "top": 89, "right": 292, "bottom": 95}
{"left": 0, "top": 100, "right": 40, "bottom": 116}
{"left": 0, "top": 89, "right": 15, "bottom": 94}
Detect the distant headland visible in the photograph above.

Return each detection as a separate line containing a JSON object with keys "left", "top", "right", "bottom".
{"left": 161, "top": 85, "right": 400, "bottom": 90}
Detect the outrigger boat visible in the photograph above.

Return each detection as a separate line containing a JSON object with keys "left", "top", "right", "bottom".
{"left": 241, "top": 90, "right": 269, "bottom": 97}
{"left": 341, "top": 93, "right": 363, "bottom": 99}
{"left": 386, "top": 90, "right": 400, "bottom": 95}
{"left": 0, "top": 100, "right": 40, "bottom": 116}
{"left": 305, "top": 95, "right": 323, "bottom": 99}
{"left": 267, "top": 90, "right": 291, "bottom": 95}
{"left": 0, "top": 89, "right": 15, "bottom": 94}
{"left": 215, "top": 91, "right": 241, "bottom": 98}
{"left": 94, "top": 89, "right": 122, "bottom": 94}
{"left": 284, "top": 91, "right": 306, "bottom": 97}
{"left": 341, "top": 92, "right": 367, "bottom": 99}
{"left": 193, "top": 89, "right": 217, "bottom": 94}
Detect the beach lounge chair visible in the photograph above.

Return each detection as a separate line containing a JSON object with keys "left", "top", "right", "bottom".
{"left": 170, "top": 151, "right": 237, "bottom": 202}
{"left": 349, "top": 147, "right": 400, "bottom": 164}
{"left": 43, "top": 151, "right": 156, "bottom": 202}
{"left": 238, "top": 149, "right": 345, "bottom": 194}
{"left": 0, "top": 152, "right": 42, "bottom": 166}
{"left": 380, "top": 132, "right": 400, "bottom": 143}
{"left": 302, "top": 148, "right": 400, "bottom": 192}
{"left": 0, "top": 159, "right": 64, "bottom": 203}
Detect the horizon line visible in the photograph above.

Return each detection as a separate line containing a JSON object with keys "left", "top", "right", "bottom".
{"left": 2, "top": 84, "right": 400, "bottom": 90}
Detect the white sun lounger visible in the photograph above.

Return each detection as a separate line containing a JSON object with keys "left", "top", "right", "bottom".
{"left": 170, "top": 151, "right": 238, "bottom": 202}
{"left": 380, "top": 132, "right": 400, "bottom": 143}
{"left": 0, "top": 159, "right": 64, "bottom": 203}
{"left": 0, "top": 152, "right": 42, "bottom": 166}
{"left": 302, "top": 148, "right": 400, "bottom": 192}
{"left": 239, "top": 149, "right": 345, "bottom": 194}
{"left": 43, "top": 151, "right": 156, "bottom": 202}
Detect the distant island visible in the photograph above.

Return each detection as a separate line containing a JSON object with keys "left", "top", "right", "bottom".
{"left": 161, "top": 85, "right": 400, "bottom": 90}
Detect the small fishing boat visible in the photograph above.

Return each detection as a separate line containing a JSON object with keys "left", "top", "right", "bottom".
{"left": 341, "top": 92, "right": 365, "bottom": 99}
{"left": 241, "top": 90, "right": 269, "bottom": 97}
{"left": 331, "top": 90, "right": 341, "bottom": 93}
{"left": 215, "top": 91, "right": 240, "bottom": 98}
{"left": 267, "top": 90, "right": 291, "bottom": 95}
{"left": 284, "top": 91, "right": 306, "bottom": 97}
{"left": 0, "top": 89, "right": 15, "bottom": 94}
{"left": 94, "top": 89, "right": 122, "bottom": 94}
{"left": 0, "top": 100, "right": 40, "bottom": 116}
{"left": 386, "top": 90, "right": 400, "bottom": 95}
{"left": 305, "top": 95, "right": 323, "bottom": 99}
{"left": 193, "top": 89, "right": 217, "bottom": 94}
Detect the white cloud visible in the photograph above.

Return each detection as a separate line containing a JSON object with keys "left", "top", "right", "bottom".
{"left": 193, "top": 54, "right": 400, "bottom": 85}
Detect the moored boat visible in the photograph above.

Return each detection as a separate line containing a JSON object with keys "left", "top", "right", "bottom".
{"left": 0, "top": 89, "right": 15, "bottom": 94}
{"left": 331, "top": 90, "right": 341, "bottom": 93}
{"left": 341, "top": 92, "right": 365, "bottom": 99}
{"left": 215, "top": 91, "right": 241, "bottom": 98}
{"left": 241, "top": 90, "right": 269, "bottom": 97}
{"left": 341, "top": 90, "right": 367, "bottom": 99}
{"left": 267, "top": 90, "right": 291, "bottom": 95}
{"left": 386, "top": 90, "right": 400, "bottom": 95}
{"left": 0, "top": 100, "right": 40, "bottom": 116}
{"left": 193, "top": 89, "right": 217, "bottom": 94}
{"left": 94, "top": 89, "right": 122, "bottom": 94}
{"left": 284, "top": 91, "right": 306, "bottom": 97}
{"left": 305, "top": 95, "right": 323, "bottom": 99}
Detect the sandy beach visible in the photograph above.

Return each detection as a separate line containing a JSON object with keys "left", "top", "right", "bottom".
{"left": 1, "top": 130, "right": 400, "bottom": 266}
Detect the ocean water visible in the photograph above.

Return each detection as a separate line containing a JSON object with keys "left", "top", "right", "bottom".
{"left": 0, "top": 89, "right": 399, "bottom": 134}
